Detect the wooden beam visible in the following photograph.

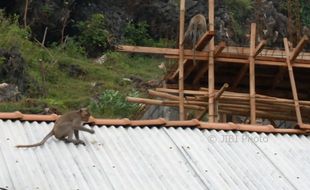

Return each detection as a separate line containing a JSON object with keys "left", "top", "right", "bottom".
{"left": 215, "top": 41, "right": 226, "bottom": 57}
{"left": 178, "top": 0, "right": 186, "bottom": 120}
{"left": 232, "top": 64, "right": 248, "bottom": 88}
{"left": 192, "top": 42, "right": 226, "bottom": 85}
{"left": 168, "top": 31, "right": 215, "bottom": 80}
{"left": 148, "top": 90, "right": 179, "bottom": 100}
{"left": 215, "top": 57, "right": 310, "bottom": 68}
{"left": 249, "top": 23, "right": 257, "bottom": 125}
{"left": 214, "top": 83, "right": 230, "bottom": 100}
{"left": 126, "top": 97, "right": 205, "bottom": 110}
{"left": 118, "top": 44, "right": 310, "bottom": 63}
{"left": 284, "top": 38, "right": 303, "bottom": 125}
{"left": 197, "top": 83, "right": 229, "bottom": 120}
{"left": 208, "top": 0, "right": 215, "bottom": 123}
{"left": 195, "top": 31, "right": 215, "bottom": 50}
{"left": 117, "top": 45, "right": 209, "bottom": 57}
{"left": 290, "top": 35, "right": 309, "bottom": 62}
{"left": 189, "top": 41, "right": 226, "bottom": 84}
{"left": 119, "top": 45, "right": 310, "bottom": 69}
{"left": 271, "top": 35, "right": 308, "bottom": 90}
{"left": 233, "top": 38, "right": 264, "bottom": 89}
{"left": 156, "top": 88, "right": 208, "bottom": 95}
{"left": 166, "top": 53, "right": 310, "bottom": 68}
{"left": 254, "top": 40, "right": 266, "bottom": 57}
{"left": 192, "top": 64, "right": 208, "bottom": 85}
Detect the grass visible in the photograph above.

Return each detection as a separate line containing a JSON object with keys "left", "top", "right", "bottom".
{"left": 0, "top": 13, "right": 166, "bottom": 118}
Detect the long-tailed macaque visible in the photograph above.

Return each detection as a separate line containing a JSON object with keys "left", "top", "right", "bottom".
{"left": 16, "top": 108, "right": 95, "bottom": 148}
{"left": 184, "top": 14, "right": 207, "bottom": 65}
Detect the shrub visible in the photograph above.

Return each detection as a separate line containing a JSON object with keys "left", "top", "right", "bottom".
{"left": 124, "top": 20, "right": 153, "bottom": 46}
{"left": 301, "top": 0, "right": 310, "bottom": 27}
{"left": 76, "top": 13, "right": 110, "bottom": 57}
{"left": 90, "top": 89, "right": 140, "bottom": 118}
{"left": 0, "top": 10, "right": 30, "bottom": 48}
{"left": 223, "top": 0, "right": 252, "bottom": 43}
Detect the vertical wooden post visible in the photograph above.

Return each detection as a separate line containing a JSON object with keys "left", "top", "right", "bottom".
{"left": 23, "top": 0, "right": 29, "bottom": 27}
{"left": 41, "top": 27, "right": 48, "bottom": 47}
{"left": 178, "top": 0, "right": 186, "bottom": 120}
{"left": 283, "top": 38, "right": 303, "bottom": 125}
{"left": 208, "top": 0, "right": 215, "bottom": 122}
{"left": 249, "top": 23, "right": 257, "bottom": 124}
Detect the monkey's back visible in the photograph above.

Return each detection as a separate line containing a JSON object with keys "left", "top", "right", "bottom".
{"left": 184, "top": 14, "right": 207, "bottom": 48}
{"left": 55, "top": 111, "right": 78, "bottom": 124}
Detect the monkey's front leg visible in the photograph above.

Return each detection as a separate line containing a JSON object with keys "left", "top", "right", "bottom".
{"left": 75, "top": 125, "right": 95, "bottom": 134}
{"left": 74, "top": 130, "right": 85, "bottom": 146}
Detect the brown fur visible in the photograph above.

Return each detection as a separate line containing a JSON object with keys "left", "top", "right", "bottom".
{"left": 184, "top": 14, "right": 207, "bottom": 65}
{"left": 16, "top": 108, "right": 94, "bottom": 148}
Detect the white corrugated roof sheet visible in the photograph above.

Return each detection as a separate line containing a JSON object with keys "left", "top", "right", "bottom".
{"left": 1, "top": 119, "right": 310, "bottom": 190}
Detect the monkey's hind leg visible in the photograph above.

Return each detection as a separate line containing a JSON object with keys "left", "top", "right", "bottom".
{"left": 63, "top": 130, "right": 85, "bottom": 146}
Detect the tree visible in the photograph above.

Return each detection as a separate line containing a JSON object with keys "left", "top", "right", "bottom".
{"left": 23, "top": 0, "right": 31, "bottom": 27}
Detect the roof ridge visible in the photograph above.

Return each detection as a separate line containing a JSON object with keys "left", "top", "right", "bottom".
{"left": 0, "top": 112, "right": 308, "bottom": 135}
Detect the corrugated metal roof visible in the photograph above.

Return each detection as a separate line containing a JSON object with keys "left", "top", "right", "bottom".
{"left": 1, "top": 119, "right": 310, "bottom": 190}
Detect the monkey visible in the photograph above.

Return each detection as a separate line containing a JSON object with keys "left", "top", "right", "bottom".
{"left": 16, "top": 108, "right": 95, "bottom": 148}
{"left": 184, "top": 14, "right": 207, "bottom": 66}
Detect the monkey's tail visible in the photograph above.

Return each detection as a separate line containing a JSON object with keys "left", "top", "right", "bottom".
{"left": 16, "top": 130, "right": 54, "bottom": 148}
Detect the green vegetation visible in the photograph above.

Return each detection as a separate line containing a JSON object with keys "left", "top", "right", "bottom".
{"left": 223, "top": 0, "right": 253, "bottom": 42}
{"left": 124, "top": 20, "right": 176, "bottom": 48}
{"left": 124, "top": 20, "right": 152, "bottom": 46}
{"left": 301, "top": 0, "right": 310, "bottom": 27}
{"left": 76, "top": 13, "right": 110, "bottom": 57}
{"left": 90, "top": 89, "right": 140, "bottom": 118}
{"left": 0, "top": 12, "right": 165, "bottom": 118}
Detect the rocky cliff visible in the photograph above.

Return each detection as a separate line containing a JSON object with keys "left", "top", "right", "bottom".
{"left": 1, "top": 0, "right": 309, "bottom": 47}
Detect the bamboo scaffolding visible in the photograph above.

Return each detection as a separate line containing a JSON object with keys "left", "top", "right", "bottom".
{"left": 126, "top": 97, "right": 205, "bottom": 110}
{"left": 284, "top": 38, "right": 303, "bottom": 125}
{"left": 197, "top": 83, "right": 229, "bottom": 120}
{"left": 208, "top": 0, "right": 215, "bottom": 122}
{"left": 249, "top": 23, "right": 257, "bottom": 124}
{"left": 128, "top": 85, "right": 310, "bottom": 123}
{"left": 116, "top": 0, "right": 310, "bottom": 125}
{"left": 272, "top": 36, "right": 309, "bottom": 89}
{"left": 178, "top": 0, "right": 185, "bottom": 120}
{"left": 126, "top": 96, "right": 310, "bottom": 122}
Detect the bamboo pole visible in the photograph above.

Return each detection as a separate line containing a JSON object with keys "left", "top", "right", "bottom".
{"left": 148, "top": 90, "right": 179, "bottom": 100}
{"left": 208, "top": 0, "right": 215, "bottom": 122}
{"left": 249, "top": 23, "right": 257, "bottom": 124}
{"left": 126, "top": 97, "right": 309, "bottom": 122}
{"left": 178, "top": 0, "right": 186, "bottom": 120}
{"left": 41, "top": 27, "right": 48, "bottom": 47}
{"left": 290, "top": 35, "right": 309, "bottom": 61}
{"left": 283, "top": 38, "right": 303, "bottom": 125}
{"left": 214, "top": 83, "right": 229, "bottom": 100}
{"left": 156, "top": 88, "right": 209, "bottom": 95}
{"left": 156, "top": 87, "right": 310, "bottom": 106}
{"left": 23, "top": 0, "right": 29, "bottom": 27}
{"left": 197, "top": 83, "right": 229, "bottom": 120}
{"left": 126, "top": 97, "right": 205, "bottom": 110}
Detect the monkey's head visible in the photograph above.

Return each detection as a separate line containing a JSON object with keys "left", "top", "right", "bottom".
{"left": 79, "top": 108, "right": 91, "bottom": 122}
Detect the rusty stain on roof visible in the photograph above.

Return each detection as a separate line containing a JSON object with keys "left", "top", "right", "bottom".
{"left": 0, "top": 112, "right": 308, "bottom": 134}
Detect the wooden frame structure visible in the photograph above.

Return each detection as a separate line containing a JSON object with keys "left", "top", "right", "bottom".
{"left": 117, "top": 0, "right": 310, "bottom": 129}
{"left": 178, "top": 0, "right": 185, "bottom": 120}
